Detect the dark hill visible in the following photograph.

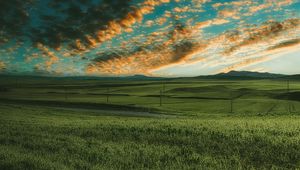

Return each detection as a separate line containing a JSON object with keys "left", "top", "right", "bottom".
{"left": 196, "top": 71, "right": 285, "bottom": 79}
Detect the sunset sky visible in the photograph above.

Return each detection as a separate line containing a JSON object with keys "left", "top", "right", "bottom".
{"left": 0, "top": 0, "right": 299, "bottom": 77}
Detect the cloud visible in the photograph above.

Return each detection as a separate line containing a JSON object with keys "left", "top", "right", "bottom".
{"left": 86, "top": 15, "right": 300, "bottom": 76}
{"left": 194, "top": 18, "right": 230, "bottom": 30}
{"left": 36, "top": 43, "right": 60, "bottom": 70}
{"left": 247, "top": 0, "right": 295, "bottom": 15}
{"left": 0, "top": 1, "right": 136, "bottom": 50}
{"left": 222, "top": 18, "right": 300, "bottom": 55}
{"left": 0, "top": 0, "right": 172, "bottom": 52}
{"left": 248, "top": 3, "right": 272, "bottom": 13}
{"left": 0, "top": 0, "right": 299, "bottom": 76}
{"left": 267, "top": 38, "right": 300, "bottom": 51}
{"left": 174, "top": 7, "right": 189, "bottom": 13}
{"left": 218, "top": 43, "right": 300, "bottom": 73}
{"left": 86, "top": 41, "right": 203, "bottom": 75}
{"left": 212, "top": 0, "right": 253, "bottom": 9}
{"left": 220, "top": 56, "right": 270, "bottom": 73}
{"left": 0, "top": 1, "right": 32, "bottom": 39}
{"left": 86, "top": 19, "right": 208, "bottom": 75}
{"left": 152, "top": 16, "right": 300, "bottom": 76}
{"left": 83, "top": 0, "right": 172, "bottom": 52}
{"left": 212, "top": 0, "right": 295, "bottom": 18}
{"left": 218, "top": 9, "right": 240, "bottom": 19}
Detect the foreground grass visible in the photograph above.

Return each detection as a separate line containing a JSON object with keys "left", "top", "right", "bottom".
{"left": 0, "top": 104, "right": 300, "bottom": 169}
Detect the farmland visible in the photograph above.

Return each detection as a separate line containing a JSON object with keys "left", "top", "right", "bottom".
{"left": 0, "top": 75, "right": 300, "bottom": 169}
{"left": 1, "top": 75, "right": 300, "bottom": 115}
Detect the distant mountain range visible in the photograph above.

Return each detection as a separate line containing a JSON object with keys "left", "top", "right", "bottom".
{"left": 0, "top": 73, "right": 165, "bottom": 81}
{"left": 0, "top": 71, "right": 299, "bottom": 80}
{"left": 195, "top": 71, "right": 300, "bottom": 80}
{"left": 172, "top": 71, "right": 299, "bottom": 80}
{"left": 204, "top": 71, "right": 285, "bottom": 79}
{"left": 218, "top": 71, "right": 283, "bottom": 77}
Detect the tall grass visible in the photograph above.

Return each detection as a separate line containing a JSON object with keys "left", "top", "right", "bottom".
{"left": 1, "top": 105, "right": 299, "bottom": 169}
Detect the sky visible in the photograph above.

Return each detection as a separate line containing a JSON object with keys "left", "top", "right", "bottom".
{"left": 0, "top": 0, "right": 299, "bottom": 77}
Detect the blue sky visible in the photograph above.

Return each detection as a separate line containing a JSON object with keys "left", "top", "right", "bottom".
{"left": 0, "top": 0, "right": 299, "bottom": 76}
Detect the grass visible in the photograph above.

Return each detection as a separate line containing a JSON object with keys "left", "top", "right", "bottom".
{"left": 0, "top": 77, "right": 300, "bottom": 169}
{"left": 1, "top": 78, "right": 300, "bottom": 114}
{"left": 1, "top": 104, "right": 300, "bottom": 169}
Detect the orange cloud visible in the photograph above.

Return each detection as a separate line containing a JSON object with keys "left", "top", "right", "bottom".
{"left": 218, "top": 41, "right": 300, "bottom": 73}
{"left": 194, "top": 18, "right": 230, "bottom": 30}
{"left": 86, "top": 31, "right": 210, "bottom": 75}
{"left": 174, "top": 6, "right": 189, "bottom": 13}
{"left": 223, "top": 18, "right": 300, "bottom": 55}
{"left": 86, "top": 42, "right": 198, "bottom": 75}
{"left": 64, "top": 0, "right": 172, "bottom": 54}
{"left": 145, "top": 20, "right": 154, "bottom": 27}
{"left": 277, "top": 0, "right": 294, "bottom": 7}
{"left": 151, "top": 16, "right": 300, "bottom": 75}
{"left": 267, "top": 38, "right": 300, "bottom": 51}
{"left": 220, "top": 56, "right": 270, "bottom": 73}
{"left": 218, "top": 9, "right": 240, "bottom": 19}
{"left": 36, "top": 43, "right": 60, "bottom": 70}
{"left": 84, "top": 35, "right": 97, "bottom": 47}
{"left": 248, "top": 0, "right": 295, "bottom": 14}
{"left": 86, "top": 15, "right": 300, "bottom": 76}
{"left": 71, "top": 1, "right": 299, "bottom": 76}
{"left": 212, "top": 3, "right": 223, "bottom": 9}
{"left": 25, "top": 53, "right": 39, "bottom": 63}
{"left": 86, "top": 23, "right": 208, "bottom": 76}
{"left": 248, "top": 3, "right": 271, "bottom": 13}
{"left": 212, "top": 0, "right": 254, "bottom": 9}
{"left": 156, "top": 17, "right": 168, "bottom": 25}
{"left": 92, "top": 0, "right": 171, "bottom": 46}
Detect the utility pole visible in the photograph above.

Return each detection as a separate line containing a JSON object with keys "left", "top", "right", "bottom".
{"left": 287, "top": 80, "right": 291, "bottom": 113}
{"left": 64, "top": 85, "right": 68, "bottom": 101}
{"left": 106, "top": 88, "right": 109, "bottom": 103}
{"left": 160, "top": 90, "right": 162, "bottom": 106}
{"left": 230, "top": 91, "right": 233, "bottom": 113}
{"left": 161, "top": 80, "right": 166, "bottom": 107}
{"left": 16, "top": 77, "right": 18, "bottom": 88}
{"left": 287, "top": 80, "right": 290, "bottom": 93}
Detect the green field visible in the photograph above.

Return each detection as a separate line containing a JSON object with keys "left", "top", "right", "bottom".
{"left": 0, "top": 76, "right": 300, "bottom": 169}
